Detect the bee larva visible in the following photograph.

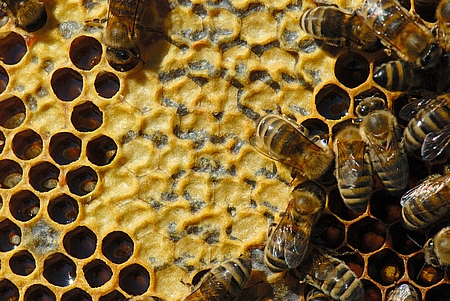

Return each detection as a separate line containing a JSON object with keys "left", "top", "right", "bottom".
{"left": 356, "top": 97, "right": 409, "bottom": 195}
{"left": 358, "top": 0, "right": 443, "bottom": 68}
{"left": 333, "top": 126, "right": 372, "bottom": 213}
{"left": 424, "top": 226, "right": 450, "bottom": 268}
{"left": 387, "top": 283, "right": 420, "bottom": 301}
{"left": 400, "top": 94, "right": 450, "bottom": 160}
{"left": 299, "top": 6, "right": 380, "bottom": 52}
{"left": 251, "top": 114, "right": 334, "bottom": 181}
{"left": 265, "top": 181, "right": 325, "bottom": 272}
{"left": 183, "top": 257, "right": 252, "bottom": 301}
{"left": 3, "top": 0, "right": 47, "bottom": 32}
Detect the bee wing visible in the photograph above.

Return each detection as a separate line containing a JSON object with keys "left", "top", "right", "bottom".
{"left": 312, "top": 252, "right": 340, "bottom": 281}
{"left": 108, "top": 0, "right": 140, "bottom": 37}
{"left": 401, "top": 174, "right": 449, "bottom": 210}
{"left": 336, "top": 139, "right": 366, "bottom": 187}
{"left": 398, "top": 98, "right": 430, "bottom": 121}
{"left": 421, "top": 124, "right": 450, "bottom": 161}
{"left": 184, "top": 270, "right": 232, "bottom": 301}
{"left": 284, "top": 216, "right": 315, "bottom": 269}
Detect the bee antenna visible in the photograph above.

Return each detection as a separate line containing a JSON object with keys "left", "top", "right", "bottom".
{"left": 407, "top": 234, "right": 423, "bottom": 248}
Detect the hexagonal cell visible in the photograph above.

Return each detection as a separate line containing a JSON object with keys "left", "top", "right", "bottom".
{"left": 49, "top": 132, "right": 81, "bottom": 165}
{"left": 63, "top": 226, "right": 97, "bottom": 259}
{"left": 362, "top": 280, "right": 382, "bottom": 301}
{"left": 12, "top": 129, "right": 43, "bottom": 160}
{"left": 87, "top": 135, "right": 117, "bottom": 166}
{"left": 368, "top": 249, "right": 404, "bottom": 285}
{"left": 83, "top": 259, "right": 113, "bottom": 288}
{"left": 0, "top": 279, "right": 19, "bottom": 300}
{"left": 0, "top": 130, "right": 4, "bottom": 153}
{"left": 311, "top": 214, "right": 345, "bottom": 249}
{"left": 66, "top": 166, "right": 98, "bottom": 196}
{"left": 339, "top": 250, "right": 364, "bottom": 278}
{"left": 62, "top": 288, "right": 92, "bottom": 301}
{"left": 43, "top": 253, "right": 76, "bottom": 287}
{"left": 0, "top": 64, "right": 9, "bottom": 94}
{"left": 328, "top": 188, "right": 364, "bottom": 221}
{"left": 99, "top": 291, "right": 126, "bottom": 301}
{"left": 69, "top": 35, "right": 102, "bottom": 70}
{"left": 315, "top": 84, "right": 350, "bottom": 120}
{"left": 347, "top": 217, "right": 387, "bottom": 253}
{"left": 0, "top": 32, "right": 27, "bottom": 65}
{"left": 414, "top": 0, "right": 438, "bottom": 22}
{"left": 107, "top": 48, "right": 141, "bottom": 72}
{"left": 24, "top": 284, "right": 56, "bottom": 301}
{"left": 119, "top": 264, "right": 150, "bottom": 296}
{"left": 9, "top": 250, "right": 36, "bottom": 276}
{"left": 71, "top": 101, "right": 103, "bottom": 132}
{"left": 48, "top": 194, "right": 79, "bottom": 225}
{"left": 390, "top": 223, "right": 425, "bottom": 255}
{"left": 51, "top": 68, "right": 83, "bottom": 101}
{"left": 0, "top": 159, "right": 22, "bottom": 189}
{"left": 334, "top": 52, "right": 370, "bottom": 89}
{"left": 9, "top": 190, "right": 40, "bottom": 222}
{"left": 28, "top": 161, "right": 60, "bottom": 192}
{"left": 406, "top": 156, "right": 429, "bottom": 189}
{"left": 408, "top": 253, "right": 444, "bottom": 287}
{"left": 102, "top": 231, "right": 134, "bottom": 264}
{"left": 0, "top": 219, "right": 21, "bottom": 251}
{"left": 0, "top": 96, "right": 26, "bottom": 129}
{"left": 425, "top": 283, "right": 450, "bottom": 301}
{"left": 369, "top": 190, "right": 402, "bottom": 224}
{"left": 95, "top": 71, "right": 120, "bottom": 98}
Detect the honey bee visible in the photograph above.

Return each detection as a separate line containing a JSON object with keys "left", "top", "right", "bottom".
{"left": 333, "top": 126, "right": 373, "bottom": 213}
{"left": 358, "top": 0, "right": 443, "bottom": 68}
{"left": 424, "top": 226, "right": 450, "bottom": 268}
{"left": 294, "top": 251, "right": 364, "bottom": 301}
{"left": 437, "top": 0, "right": 450, "bottom": 52}
{"left": 306, "top": 288, "right": 333, "bottom": 301}
{"left": 104, "top": 0, "right": 144, "bottom": 71}
{"left": 401, "top": 169, "right": 450, "bottom": 230}
{"left": 183, "top": 257, "right": 252, "bottom": 301}
{"left": 250, "top": 115, "right": 335, "bottom": 181}
{"left": 400, "top": 94, "right": 450, "bottom": 160}
{"left": 373, "top": 60, "right": 435, "bottom": 92}
{"left": 2, "top": 0, "right": 47, "bottom": 32}
{"left": 387, "top": 283, "right": 420, "bottom": 301}
{"left": 299, "top": 6, "right": 380, "bottom": 52}
{"left": 356, "top": 97, "right": 409, "bottom": 195}
{"left": 265, "top": 181, "right": 326, "bottom": 272}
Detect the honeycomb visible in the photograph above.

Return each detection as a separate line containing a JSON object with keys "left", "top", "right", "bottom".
{"left": 0, "top": 0, "right": 448, "bottom": 300}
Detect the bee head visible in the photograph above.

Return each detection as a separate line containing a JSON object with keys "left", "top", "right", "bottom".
{"left": 106, "top": 46, "right": 142, "bottom": 72}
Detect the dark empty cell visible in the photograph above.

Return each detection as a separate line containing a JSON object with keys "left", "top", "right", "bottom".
{"left": 191, "top": 269, "right": 210, "bottom": 286}
{"left": 339, "top": 252, "right": 364, "bottom": 277}
{"left": 12, "top": 129, "right": 43, "bottom": 160}
{"left": 9, "top": 190, "right": 40, "bottom": 222}
{"left": 51, "top": 68, "right": 83, "bottom": 101}
{"left": 71, "top": 101, "right": 103, "bottom": 132}
{"left": 87, "top": 135, "right": 117, "bottom": 166}
{"left": 9, "top": 250, "right": 36, "bottom": 275}
{"left": 28, "top": 162, "right": 60, "bottom": 192}
{"left": 369, "top": 190, "right": 402, "bottom": 224}
{"left": 406, "top": 156, "right": 429, "bottom": 190}
{"left": 315, "top": 84, "right": 350, "bottom": 120}
{"left": 368, "top": 249, "right": 404, "bottom": 285}
{"left": 335, "top": 53, "right": 369, "bottom": 88}
{"left": 426, "top": 283, "right": 450, "bottom": 301}
{"left": 301, "top": 118, "right": 329, "bottom": 139}
{"left": 83, "top": 259, "right": 113, "bottom": 288}
{"left": 362, "top": 280, "right": 382, "bottom": 301}
{"left": 0, "top": 96, "right": 26, "bottom": 129}
{"left": 408, "top": 252, "right": 444, "bottom": 286}
{"left": 24, "top": 284, "right": 56, "bottom": 301}
{"left": 102, "top": 231, "right": 134, "bottom": 264}
{"left": 63, "top": 226, "right": 97, "bottom": 259}
{"left": 311, "top": 214, "right": 345, "bottom": 249}
{"left": 0, "top": 64, "right": 9, "bottom": 93}
{"left": 327, "top": 188, "right": 362, "bottom": 221}
{"left": 99, "top": 291, "right": 125, "bottom": 301}
{"left": 49, "top": 132, "right": 81, "bottom": 165}
{"left": 66, "top": 166, "right": 98, "bottom": 196}
{"left": 0, "top": 131, "right": 4, "bottom": 153}
{"left": 390, "top": 223, "right": 425, "bottom": 255}
{"left": 62, "top": 288, "right": 92, "bottom": 301}
{"left": 43, "top": 253, "right": 76, "bottom": 287}
{"left": 0, "top": 279, "right": 19, "bottom": 301}
{"left": 391, "top": 94, "right": 411, "bottom": 127}
{"left": 69, "top": 36, "right": 102, "bottom": 70}
{"left": 95, "top": 72, "right": 120, "bottom": 98}
{"left": 347, "top": 217, "right": 386, "bottom": 253}
{"left": 48, "top": 194, "right": 79, "bottom": 224}
{"left": 0, "top": 159, "right": 22, "bottom": 189}
{"left": 0, "top": 32, "right": 27, "bottom": 65}
{"left": 119, "top": 264, "right": 150, "bottom": 295}
{"left": 414, "top": 0, "right": 438, "bottom": 22}
{"left": 0, "top": 219, "right": 21, "bottom": 251}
